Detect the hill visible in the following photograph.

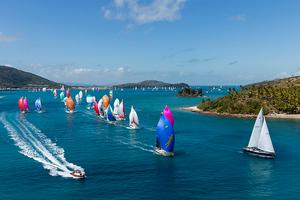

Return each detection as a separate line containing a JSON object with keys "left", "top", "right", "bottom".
{"left": 0, "top": 65, "right": 61, "bottom": 88}
{"left": 197, "top": 76, "right": 300, "bottom": 115}
{"left": 114, "top": 80, "right": 189, "bottom": 88}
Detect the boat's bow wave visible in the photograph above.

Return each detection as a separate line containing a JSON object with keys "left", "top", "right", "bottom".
{"left": 0, "top": 113, "right": 84, "bottom": 179}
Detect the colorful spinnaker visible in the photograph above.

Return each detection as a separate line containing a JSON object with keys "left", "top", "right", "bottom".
{"left": 129, "top": 106, "right": 139, "bottom": 129}
{"left": 66, "top": 97, "right": 75, "bottom": 112}
{"left": 23, "top": 97, "right": 29, "bottom": 111}
{"left": 66, "top": 89, "right": 70, "bottom": 98}
{"left": 102, "top": 95, "right": 110, "bottom": 109}
{"left": 107, "top": 105, "right": 116, "bottom": 121}
{"left": 18, "top": 97, "right": 25, "bottom": 112}
{"left": 155, "top": 106, "right": 175, "bottom": 156}
{"left": 93, "top": 101, "right": 100, "bottom": 116}
{"left": 35, "top": 98, "right": 42, "bottom": 112}
{"left": 163, "top": 105, "right": 174, "bottom": 126}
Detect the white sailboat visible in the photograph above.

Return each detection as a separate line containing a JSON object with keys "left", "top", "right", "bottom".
{"left": 243, "top": 108, "right": 275, "bottom": 158}
{"left": 116, "top": 100, "right": 125, "bottom": 120}
{"left": 113, "top": 98, "right": 120, "bottom": 116}
{"left": 129, "top": 106, "right": 139, "bottom": 129}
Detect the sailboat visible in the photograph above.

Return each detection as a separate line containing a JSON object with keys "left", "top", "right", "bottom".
{"left": 75, "top": 94, "right": 80, "bottom": 104}
{"left": 243, "top": 108, "right": 275, "bottom": 158}
{"left": 154, "top": 106, "right": 175, "bottom": 157}
{"left": 34, "top": 98, "right": 43, "bottom": 113}
{"left": 18, "top": 97, "right": 25, "bottom": 113}
{"left": 113, "top": 98, "right": 120, "bottom": 116}
{"left": 86, "top": 94, "right": 94, "bottom": 109}
{"left": 109, "top": 90, "right": 113, "bottom": 99}
{"left": 106, "top": 105, "right": 116, "bottom": 122}
{"left": 117, "top": 100, "right": 125, "bottom": 120}
{"left": 79, "top": 90, "right": 83, "bottom": 100}
{"left": 93, "top": 101, "right": 100, "bottom": 116}
{"left": 23, "top": 97, "right": 29, "bottom": 112}
{"left": 53, "top": 89, "right": 57, "bottom": 98}
{"left": 60, "top": 92, "right": 65, "bottom": 102}
{"left": 65, "top": 97, "right": 75, "bottom": 113}
{"left": 128, "top": 106, "right": 139, "bottom": 129}
{"left": 98, "top": 99, "right": 104, "bottom": 118}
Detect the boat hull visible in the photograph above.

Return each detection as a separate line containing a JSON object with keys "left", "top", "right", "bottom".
{"left": 243, "top": 147, "right": 275, "bottom": 159}
{"left": 154, "top": 147, "right": 174, "bottom": 157}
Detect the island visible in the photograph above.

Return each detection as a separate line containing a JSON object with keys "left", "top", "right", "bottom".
{"left": 177, "top": 87, "right": 203, "bottom": 97}
{"left": 113, "top": 80, "right": 189, "bottom": 89}
{"left": 182, "top": 76, "right": 300, "bottom": 119}
{"left": 0, "top": 65, "right": 62, "bottom": 89}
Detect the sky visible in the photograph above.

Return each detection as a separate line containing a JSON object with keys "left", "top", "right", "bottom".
{"left": 1, "top": 0, "right": 300, "bottom": 85}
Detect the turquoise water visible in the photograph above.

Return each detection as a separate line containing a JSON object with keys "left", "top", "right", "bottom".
{"left": 0, "top": 89, "right": 299, "bottom": 200}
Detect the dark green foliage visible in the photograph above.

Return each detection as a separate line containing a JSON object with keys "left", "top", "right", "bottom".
{"left": 177, "top": 87, "right": 203, "bottom": 97}
{"left": 198, "top": 76, "right": 300, "bottom": 114}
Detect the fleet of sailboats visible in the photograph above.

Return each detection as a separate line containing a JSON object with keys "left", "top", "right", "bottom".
{"left": 17, "top": 89, "right": 279, "bottom": 161}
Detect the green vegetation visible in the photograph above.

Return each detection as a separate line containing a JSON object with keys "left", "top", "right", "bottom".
{"left": 177, "top": 87, "right": 203, "bottom": 97}
{"left": 198, "top": 76, "right": 300, "bottom": 115}
{"left": 0, "top": 65, "right": 61, "bottom": 88}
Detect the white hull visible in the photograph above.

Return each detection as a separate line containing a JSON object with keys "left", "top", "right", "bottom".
{"left": 243, "top": 147, "right": 275, "bottom": 159}
{"left": 154, "top": 147, "right": 174, "bottom": 157}
{"left": 65, "top": 109, "right": 75, "bottom": 114}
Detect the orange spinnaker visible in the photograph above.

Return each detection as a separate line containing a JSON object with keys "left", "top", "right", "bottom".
{"left": 102, "top": 95, "right": 110, "bottom": 109}
{"left": 66, "top": 97, "right": 75, "bottom": 110}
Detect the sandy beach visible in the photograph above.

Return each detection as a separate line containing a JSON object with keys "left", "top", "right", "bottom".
{"left": 180, "top": 106, "right": 300, "bottom": 119}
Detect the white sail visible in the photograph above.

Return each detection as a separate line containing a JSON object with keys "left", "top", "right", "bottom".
{"left": 75, "top": 94, "right": 80, "bottom": 104}
{"left": 129, "top": 106, "right": 139, "bottom": 126}
{"left": 118, "top": 100, "right": 125, "bottom": 118}
{"left": 257, "top": 117, "right": 275, "bottom": 153}
{"left": 79, "top": 91, "right": 83, "bottom": 99}
{"left": 248, "top": 108, "right": 264, "bottom": 147}
{"left": 86, "top": 95, "right": 93, "bottom": 103}
{"left": 113, "top": 98, "right": 120, "bottom": 115}
{"left": 98, "top": 99, "right": 103, "bottom": 111}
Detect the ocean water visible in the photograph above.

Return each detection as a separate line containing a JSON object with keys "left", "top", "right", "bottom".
{"left": 0, "top": 88, "right": 299, "bottom": 200}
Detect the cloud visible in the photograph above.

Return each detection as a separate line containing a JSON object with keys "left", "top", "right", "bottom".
{"left": 0, "top": 32, "right": 18, "bottom": 42}
{"left": 227, "top": 61, "right": 238, "bottom": 65}
{"left": 102, "top": 0, "right": 186, "bottom": 25}
{"left": 229, "top": 14, "right": 246, "bottom": 22}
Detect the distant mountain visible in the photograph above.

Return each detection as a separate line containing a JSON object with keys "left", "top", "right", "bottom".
{"left": 114, "top": 80, "right": 189, "bottom": 88}
{"left": 0, "top": 65, "right": 61, "bottom": 88}
{"left": 198, "top": 76, "right": 300, "bottom": 115}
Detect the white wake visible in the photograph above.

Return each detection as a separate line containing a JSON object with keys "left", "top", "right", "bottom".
{"left": 0, "top": 113, "right": 84, "bottom": 178}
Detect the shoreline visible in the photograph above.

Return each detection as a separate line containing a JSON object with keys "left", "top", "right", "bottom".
{"left": 180, "top": 106, "right": 300, "bottom": 119}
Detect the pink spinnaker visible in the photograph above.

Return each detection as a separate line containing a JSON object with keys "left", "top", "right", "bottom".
{"left": 163, "top": 105, "right": 174, "bottom": 126}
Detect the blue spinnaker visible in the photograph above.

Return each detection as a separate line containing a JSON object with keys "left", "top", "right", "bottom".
{"left": 107, "top": 105, "right": 116, "bottom": 121}
{"left": 35, "top": 98, "right": 42, "bottom": 111}
{"left": 156, "top": 114, "right": 175, "bottom": 153}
